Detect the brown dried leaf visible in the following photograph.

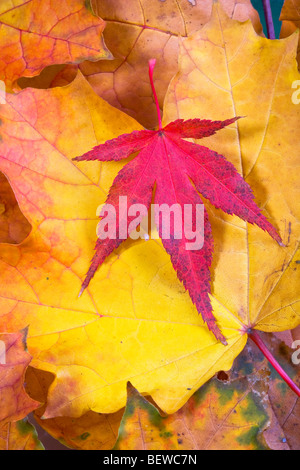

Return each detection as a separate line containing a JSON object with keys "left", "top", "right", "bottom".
{"left": 0, "top": 172, "right": 31, "bottom": 244}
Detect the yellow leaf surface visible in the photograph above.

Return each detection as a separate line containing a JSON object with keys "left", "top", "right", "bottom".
{"left": 0, "top": 0, "right": 111, "bottom": 91}
{"left": 163, "top": 3, "right": 300, "bottom": 334}
{"left": 0, "top": 70, "right": 245, "bottom": 419}
{"left": 47, "top": 0, "right": 262, "bottom": 128}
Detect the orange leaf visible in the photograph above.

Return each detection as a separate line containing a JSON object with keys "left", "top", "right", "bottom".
{"left": 280, "top": 0, "right": 300, "bottom": 68}
{"left": 0, "top": 0, "right": 111, "bottom": 91}
{"left": 0, "top": 330, "right": 40, "bottom": 426}
{"left": 0, "top": 419, "right": 43, "bottom": 450}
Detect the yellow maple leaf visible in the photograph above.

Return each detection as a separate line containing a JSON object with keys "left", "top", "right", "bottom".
{"left": 163, "top": 3, "right": 300, "bottom": 336}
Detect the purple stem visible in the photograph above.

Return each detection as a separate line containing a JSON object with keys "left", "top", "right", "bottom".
{"left": 262, "top": 0, "right": 276, "bottom": 39}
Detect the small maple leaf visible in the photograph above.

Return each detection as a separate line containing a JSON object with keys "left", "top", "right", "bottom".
{"left": 74, "top": 59, "right": 283, "bottom": 345}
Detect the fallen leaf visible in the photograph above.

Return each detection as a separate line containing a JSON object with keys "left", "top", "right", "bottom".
{"left": 25, "top": 367, "right": 123, "bottom": 450}
{"left": 40, "top": 0, "right": 262, "bottom": 128}
{"left": 0, "top": 5, "right": 299, "bottom": 422}
{"left": 75, "top": 72, "right": 282, "bottom": 343}
{"left": 0, "top": 330, "right": 40, "bottom": 427}
{"left": 265, "top": 340, "right": 300, "bottom": 450}
{"left": 28, "top": 336, "right": 300, "bottom": 450}
{"left": 0, "top": 172, "right": 31, "bottom": 244}
{"left": 0, "top": 418, "right": 44, "bottom": 450}
{"left": 280, "top": 0, "right": 300, "bottom": 67}
{"left": 231, "top": 335, "right": 300, "bottom": 450}
{"left": 163, "top": 3, "right": 300, "bottom": 335}
{"left": 114, "top": 379, "right": 270, "bottom": 450}
{"left": 0, "top": 0, "right": 111, "bottom": 91}
{"left": 114, "top": 337, "right": 300, "bottom": 451}
{"left": 0, "top": 70, "right": 246, "bottom": 420}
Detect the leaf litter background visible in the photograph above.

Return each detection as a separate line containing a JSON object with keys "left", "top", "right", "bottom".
{"left": 0, "top": 0, "right": 299, "bottom": 450}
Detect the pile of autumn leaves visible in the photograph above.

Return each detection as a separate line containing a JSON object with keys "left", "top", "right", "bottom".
{"left": 0, "top": 0, "right": 299, "bottom": 450}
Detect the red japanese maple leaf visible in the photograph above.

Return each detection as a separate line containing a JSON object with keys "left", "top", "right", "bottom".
{"left": 74, "top": 59, "right": 283, "bottom": 345}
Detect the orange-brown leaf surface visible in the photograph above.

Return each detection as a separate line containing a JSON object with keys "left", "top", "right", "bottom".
{"left": 0, "top": 418, "right": 44, "bottom": 450}
{"left": 230, "top": 336, "right": 300, "bottom": 450}
{"left": 115, "top": 337, "right": 300, "bottom": 451}
{"left": 280, "top": 0, "right": 300, "bottom": 67}
{"left": 114, "top": 380, "right": 270, "bottom": 450}
{"left": 47, "top": 0, "right": 262, "bottom": 128}
{"left": 25, "top": 367, "right": 122, "bottom": 450}
{"left": 0, "top": 0, "right": 111, "bottom": 91}
{"left": 0, "top": 172, "right": 31, "bottom": 244}
{"left": 264, "top": 344, "right": 300, "bottom": 450}
{"left": 0, "top": 331, "right": 40, "bottom": 427}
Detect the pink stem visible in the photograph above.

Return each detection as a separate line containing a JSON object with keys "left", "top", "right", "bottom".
{"left": 249, "top": 330, "right": 300, "bottom": 398}
{"left": 148, "top": 59, "right": 163, "bottom": 130}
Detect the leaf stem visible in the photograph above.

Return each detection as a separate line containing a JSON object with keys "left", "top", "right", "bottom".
{"left": 249, "top": 330, "right": 300, "bottom": 397}
{"left": 262, "top": 0, "right": 276, "bottom": 39}
{"left": 148, "top": 59, "right": 163, "bottom": 130}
